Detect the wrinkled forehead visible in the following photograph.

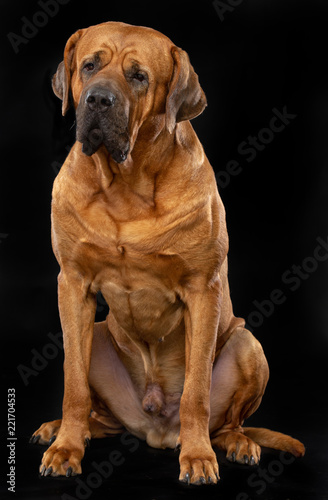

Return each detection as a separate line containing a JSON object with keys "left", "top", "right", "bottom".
{"left": 75, "top": 22, "right": 174, "bottom": 78}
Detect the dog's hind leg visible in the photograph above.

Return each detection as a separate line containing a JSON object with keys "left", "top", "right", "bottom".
{"left": 209, "top": 327, "right": 305, "bottom": 463}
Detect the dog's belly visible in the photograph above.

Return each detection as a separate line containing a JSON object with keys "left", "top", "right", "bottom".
{"left": 99, "top": 276, "right": 184, "bottom": 343}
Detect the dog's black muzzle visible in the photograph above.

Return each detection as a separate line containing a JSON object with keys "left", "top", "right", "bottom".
{"left": 76, "top": 84, "right": 130, "bottom": 163}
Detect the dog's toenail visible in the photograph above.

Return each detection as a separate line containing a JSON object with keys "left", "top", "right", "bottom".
{"left": 30, "top": 434, "right": 41, "bottom": 444}
{"left": 49, "top": 436, "right": 56, "bottom": 445}
{"left": 45, "top": 467, "right": 53, "bottom": 477}
{"left": 181, "top": 472, "right": 190, "bottom": 485}
{"left": 66, "top": 467, "right": 73, "bottom": 477}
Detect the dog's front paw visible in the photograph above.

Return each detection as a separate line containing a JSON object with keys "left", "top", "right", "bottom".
{"left": 39, "top": 431, "right": 90, "bottom": 477}
{"left": 179, "top": 441, "right": 219, "bottom": 485}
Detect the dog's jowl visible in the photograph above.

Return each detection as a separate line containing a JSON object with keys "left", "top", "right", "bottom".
{"left": 30, "top": 22, "right": 305, "bottom": 485}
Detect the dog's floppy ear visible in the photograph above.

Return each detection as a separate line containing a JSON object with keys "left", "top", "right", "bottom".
{"left": 52, "top": 29, "right": 84, "bottom": 116}
{"left": 166, "top": 47, "right": 207, "bottom": 134}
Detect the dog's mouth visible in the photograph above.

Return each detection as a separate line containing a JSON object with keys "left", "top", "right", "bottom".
{"left": 80, "top": 126, "right": 130, "bottom": 163}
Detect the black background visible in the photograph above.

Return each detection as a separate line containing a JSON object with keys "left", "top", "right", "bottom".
{"left": 1, "top": 0, "right": 328, "bottom": 499}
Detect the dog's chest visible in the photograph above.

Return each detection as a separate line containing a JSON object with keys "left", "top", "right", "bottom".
{"left": 55, "top": 182, "right": 201, "bottom": 341}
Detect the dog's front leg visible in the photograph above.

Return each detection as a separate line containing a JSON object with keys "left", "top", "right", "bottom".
{"left": 178, "top": 278, "right": 221, "bottom": 485}
{"left": 39, "top": 269, "right": 96, "bottom": 477}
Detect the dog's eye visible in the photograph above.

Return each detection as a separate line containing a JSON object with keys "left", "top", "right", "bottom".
{"left": 84, "top": 62, "right": 95, "bottom": 72}
{"left": 133, "top": 73, "right": 146, "bottom": 82}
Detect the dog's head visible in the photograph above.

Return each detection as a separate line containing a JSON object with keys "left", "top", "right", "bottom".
{"left": 52, "top": 22, "right": 206, "bottom": 163}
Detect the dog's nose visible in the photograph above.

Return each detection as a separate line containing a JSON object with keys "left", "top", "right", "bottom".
{"left": 85, "top": 88, "right": 116, "bottom": 112}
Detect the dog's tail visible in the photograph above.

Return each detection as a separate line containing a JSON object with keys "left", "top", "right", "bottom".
{"left": 243, "top": 427, "right": 305, "bottom": 457}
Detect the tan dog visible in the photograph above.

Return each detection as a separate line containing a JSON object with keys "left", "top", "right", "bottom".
{"left": 30, "top": 21, "right": 304, "bottom": 485}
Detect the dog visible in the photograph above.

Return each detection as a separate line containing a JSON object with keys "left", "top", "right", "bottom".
{"left": 30, "top": 21, "right": 305, "bottom": 485}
